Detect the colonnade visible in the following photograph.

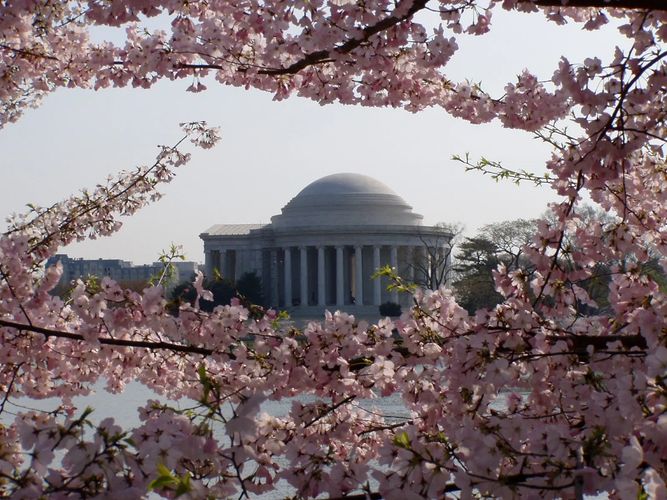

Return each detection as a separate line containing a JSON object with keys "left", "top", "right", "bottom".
{"left": 206, "top": 242, "right": 451, "bottom": 310}
{"left": 274, "top": 244, "right": 418, "bottom": 308}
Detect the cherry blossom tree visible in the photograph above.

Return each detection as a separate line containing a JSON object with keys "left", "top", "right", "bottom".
{"left": 1, "top": 0, "right": 666, "bottom": 498}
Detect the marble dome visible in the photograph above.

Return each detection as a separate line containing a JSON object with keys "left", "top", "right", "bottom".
{"left": 270, "top": 173, "right": 423, "bottom": 228}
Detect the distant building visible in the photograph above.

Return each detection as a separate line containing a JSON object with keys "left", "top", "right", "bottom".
{"left": 169, "top": 261, "right": 199, "bottom": 282}
{"left": 46, "top": 254, "right": 199, "bottom": 288}
{"left": 200, "top": 173, "right": 452, "bottom": 318}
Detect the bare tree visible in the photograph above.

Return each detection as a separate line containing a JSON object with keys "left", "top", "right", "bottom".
{"left": 410, "top": 222, "right": 463, "bottom": 290}
{"left": 480, "top": 219, "right": 537, "bottom": 271}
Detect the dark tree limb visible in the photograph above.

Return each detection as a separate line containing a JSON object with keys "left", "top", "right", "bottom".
{"left": 176, "top": 0, "right": 429, "bottom": 76}
{"left": 527, "top": 0, "right": 665, "bottom": 10}
{"left": 0, "top": 318, "right": 212, "bottom": 356}
{"left": 0, "top": 317, "right": 648, "bottom": 362}
{"left": 174, "top": 0, "right": 666, "bottom": 81}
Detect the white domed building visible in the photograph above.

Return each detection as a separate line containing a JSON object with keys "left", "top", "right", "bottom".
{"left": 200, "top": 173, "right": 452, "bottom": 317}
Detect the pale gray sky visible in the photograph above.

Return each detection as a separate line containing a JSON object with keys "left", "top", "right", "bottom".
{"left": 1, "top": 10, "right": 627, "bottom": 264}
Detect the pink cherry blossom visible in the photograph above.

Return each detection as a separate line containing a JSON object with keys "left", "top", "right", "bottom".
{"left": 1, "top": 0, "right": 667, "bottom": 498}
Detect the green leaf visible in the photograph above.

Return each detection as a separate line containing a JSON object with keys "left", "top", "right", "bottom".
{"left": 198, "top": 364, "right": 208, "bottom": 384}
{"left": 80, "top": 406, "right": 95, "bottom": 419}
{"left": 393, "top": 431, "right": 411, "bottom": 449}
{"left": 198, "top": 364, "right": 212, "bottom": 403}
{"left": 174, "top": 473, "right": 192, "bottom": 496}
{"left": 148, "top": 464, "right": 177, "bottom": 491}
{"left": 148, "top": 475, "right": 177, "bottom": 491}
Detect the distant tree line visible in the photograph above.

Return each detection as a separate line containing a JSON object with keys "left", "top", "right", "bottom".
{"left": 452, "top": 218, "right": 536, "bottom": 313}
{"left": 449, "top": 210, "right": 667, "bottom": 315}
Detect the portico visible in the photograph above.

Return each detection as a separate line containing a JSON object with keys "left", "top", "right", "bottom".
{"left": 273, "top": 241, "right": 420, "bottom": 308}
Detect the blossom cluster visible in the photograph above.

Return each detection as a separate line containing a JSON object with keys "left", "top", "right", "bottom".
{"left": 1, "top": 0, "right": 666, "bottom": 498}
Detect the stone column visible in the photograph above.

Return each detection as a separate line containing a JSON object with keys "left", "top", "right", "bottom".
{"left": 408, "top": 246, "right": 415, "bottom": 283}
{"left": 204, "top": 249, "right": 213, "bottom": 278}
{"left": 317, "top": 246, "right": 326, "bottom": 306}
{"left": 223, "top": 249, "right": 235, "bottom": 281}
{"left": 373, "top": 245, "right": 381, "bottom": 306}
{"left": 210, "top": 249, "right": 223, "bottom": 278}
{"left": 284, "top": 247, "right": 292, "bottom": 307}
{"left": 270, "top": 249, "right": 279, "bottom": 306}
{"left": 415, "top": 246, "right": 427, "bottom": 288}
{"left": 354, "top": 245, "right": 364, "bottom": 306}
{"left": 435, "top": 246, "right": 445, "bottom": 288}
{"left": 336, "top": 245, "right": 345, "bottom": 306}
{"left": 300, "top": 246, "right": 308, "bottom": 306}
{"left": 444, "top": 245, "right": 452, "bottom": 286}
{"left": 390, "top": 245, "right": 398, "bottom": 303}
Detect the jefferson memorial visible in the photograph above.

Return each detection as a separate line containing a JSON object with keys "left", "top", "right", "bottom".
{"left": 200, "top": 173, "right": 451, "bottom": 317}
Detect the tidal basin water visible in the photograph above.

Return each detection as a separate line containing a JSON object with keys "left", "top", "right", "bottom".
{"left": 8, "top": 383, "right": 605, "bottom": 499}
{"left": 43, "top": 381, "right": 411, "bottom": 428}
{"left": 8, "top": 382, "right": 410, "bottom": 499}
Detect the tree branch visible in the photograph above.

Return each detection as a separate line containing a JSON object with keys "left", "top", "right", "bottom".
{"left": 177, "top": 0, "right": 429, "bottom": 76}
{"left": 527, "top": 0, "right": 665, "bottom": 10}
{"left": 0, "top": 318, "right": 212, "bottom": 356}
{"left": 0, "top": 317, "right": 647, "bottom": 364}
{"left": 303, "top": 395, "right": 356, "bottom": 428}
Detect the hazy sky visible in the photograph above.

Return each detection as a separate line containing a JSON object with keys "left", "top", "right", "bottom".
{"left": 1, "top": 10, "right": 628, "bottom": 264}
